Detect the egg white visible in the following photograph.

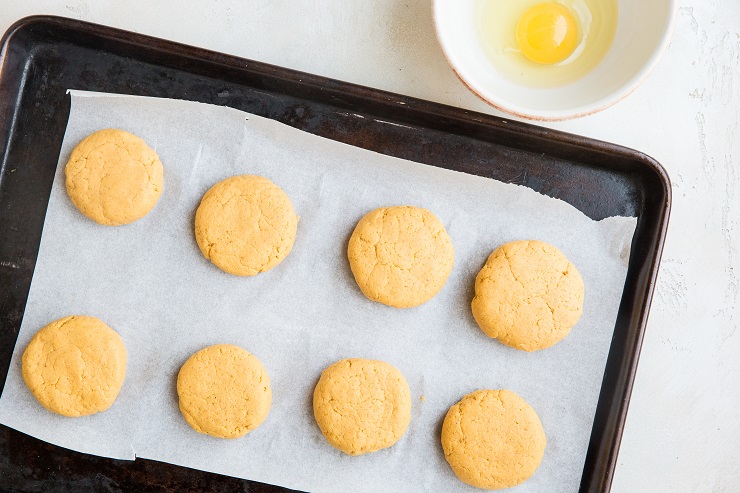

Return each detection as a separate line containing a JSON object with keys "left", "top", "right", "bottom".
{"left": 476, "top": 0, "right": 618, "bottom": 87}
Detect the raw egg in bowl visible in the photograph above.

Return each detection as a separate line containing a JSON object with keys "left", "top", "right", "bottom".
{"left": 434, "top": 0, "right": 677, "bottom": 120}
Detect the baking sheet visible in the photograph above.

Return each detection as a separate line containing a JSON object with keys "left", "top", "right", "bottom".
{"left": 0, "top": 91, "right": 637, "bottom": 492}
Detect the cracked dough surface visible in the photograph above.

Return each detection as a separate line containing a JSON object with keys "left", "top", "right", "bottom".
{"left": 177, "top": 344, "right": 271, "bottom": 439}
{"left": 65, "top": 128, "right": 163, "bottom": 226}
{"left": 347, "top": 206, "right": 454, "bottom": 308}
{"left": 471, "top": 240, "right": 584, "bottom": 352}
{"left": 441, "top": 389, "right": 546, "bottom": 490}
{"left": 22, "top": 315, "right": 127, "bottom": 417}
{"left": 194, "top": 175, "right": 298, "bottom": 276}
{"left": 313, "top": 358, "right": 411, "bottom": 455}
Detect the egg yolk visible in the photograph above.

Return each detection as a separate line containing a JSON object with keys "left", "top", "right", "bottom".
{"left": 516, "top": 3, "right": 579, "bottom": 65}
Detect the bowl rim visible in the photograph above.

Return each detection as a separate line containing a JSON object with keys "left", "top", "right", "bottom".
{"left": 432, "top": 0, "right": 680, "bottom": 121}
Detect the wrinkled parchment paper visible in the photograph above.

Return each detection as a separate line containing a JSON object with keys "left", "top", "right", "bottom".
{"left": 0, "top": 91, "right": 637, "bottom": 492}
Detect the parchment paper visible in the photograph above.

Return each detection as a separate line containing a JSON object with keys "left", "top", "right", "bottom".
{"left": 0, "top": 91, "right": 637, "bottom": 492}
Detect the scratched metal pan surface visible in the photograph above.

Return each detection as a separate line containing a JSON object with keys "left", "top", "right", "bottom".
{"left": 0, "top": 16, "right": 669, "bottom": 493}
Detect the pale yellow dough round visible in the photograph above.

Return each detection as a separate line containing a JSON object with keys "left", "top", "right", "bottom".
{"left": 347, "top": 206, "right": 454, "bottom": 308}
{"left": 313, "top": 358, "right": 411, "bottom": 455}
{"left": 65, "top": 128, "right": 163, "bottom": 226}
{"left": 177, "top": 344, "right": 272, "bottom": 439}
{"left": 471, "top": 240, "right": 584, "bottom": 352}
{"left": 441, "top": 389, "right": 546, "bottom": 490}
{"left": 194, "top": 175, "right": 298, "bottom": 276}
{"left": 22, "top": 315, "right": 127, "bottom": 417}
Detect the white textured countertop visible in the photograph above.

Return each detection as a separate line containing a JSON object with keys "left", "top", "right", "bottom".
{"left": 0, "top": 1, "right": 737, "bottom": 492}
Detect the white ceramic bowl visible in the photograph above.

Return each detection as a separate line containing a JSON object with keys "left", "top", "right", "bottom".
{"left": 433, "top": 0, "right": 677, "bottom": 121}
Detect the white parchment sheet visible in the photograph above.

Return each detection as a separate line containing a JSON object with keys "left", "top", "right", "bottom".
{"left": 0, "top": 91, "right": 637, "bottom": 492}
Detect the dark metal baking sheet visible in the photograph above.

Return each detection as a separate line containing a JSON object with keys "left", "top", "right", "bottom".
{"left": 0, "top": 16, "right": 670, "bottom": 493}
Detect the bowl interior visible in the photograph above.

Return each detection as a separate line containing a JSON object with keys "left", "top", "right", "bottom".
{"left": 434, "top": 0, "right": 676, "bottom": 120}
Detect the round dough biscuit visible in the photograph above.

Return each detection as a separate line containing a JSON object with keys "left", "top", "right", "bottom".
{"left": 471, "top": 240, "right": 584, "bottom": 351}
{"left": 347, "top": 206, "right": 454, "bottom": 308}
{"left": 441, "top": 389, "right": 546, "bottom": 489}
{"left": 313, "top": 358, "right": 411, "bottom": 455}
{"left": 22, "top": 315, "right": 127, "bottom": 417}
{"left": 177, "top": 344, "right": 272, "bottom": 439}
{"left": 65, "top": 129, "right": 164, "bottom": 225}
{"left": 194, "top": 175, "right": 298, "bottom": 276}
